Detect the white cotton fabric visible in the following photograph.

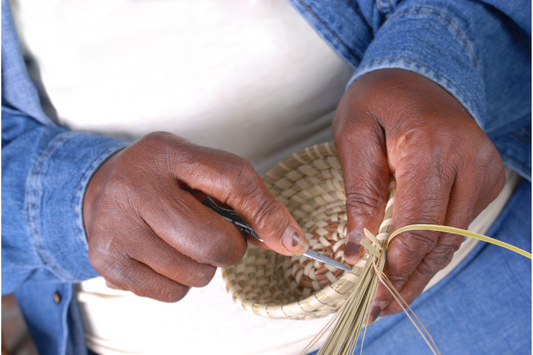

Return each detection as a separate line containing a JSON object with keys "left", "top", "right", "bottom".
{"left": 74, "top": 169, "right": 519, "bottom": 355}
{"left": 12, "top": 0, "right": 354, "bottom": 175}
{"left": 12, "top": 0, "right": 519, "bottom": 354}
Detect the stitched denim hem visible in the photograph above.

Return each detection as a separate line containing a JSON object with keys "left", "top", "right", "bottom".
{"left": 347, "top": 5, "right": 485, "bottom": 129}
{"left": 491, "top": 128, "right": 532, "bottom": 181}
{"left": 30, "top": 131, "right": 128, "bottom": 282}
{"left": 288, "top": 0, "right": 373, "bottom": 69}
{"left": 347, "top": 57, "right": 480, "bottom": 127}
{"left": 75, "top": 142, "right": 128, "bottom": 258}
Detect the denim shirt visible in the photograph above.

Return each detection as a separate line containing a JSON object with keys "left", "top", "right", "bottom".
{"left": 2, "top": 0, "right": 530, "bottom": 354}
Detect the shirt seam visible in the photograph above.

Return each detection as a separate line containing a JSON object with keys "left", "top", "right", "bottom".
{"left": 297, "top": 0, "right": 360, "bottom": 61}
{"left": 345, "top": 0, "right": 372, "bottom": 30}
{"left": 388, "top": 7, "right": 477, "bottom": 67}
{"left": 352, "top": 57, "right": 478, "bottom": 121}
{"left": 376, "top": 0, "right": 383, "bottom": 15}
{"left": 28, "top": 131, "right": 78, "bottom": 280}
{"left": 75, "top": 143, "right": 128, "bottom": 254}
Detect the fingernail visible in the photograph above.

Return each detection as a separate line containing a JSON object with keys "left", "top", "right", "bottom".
{"left": 348, "top": 231, "right": 364, "bottom": 244}
{"left": 344, "top": 232, "right": 364, "bottom": 258}
{"left": 282, "top": 226, "right": 309, "bottom": 255}
{"left": 344, "top": 242, "right": 362, "bottom": 258}
{"left": 367, "top": 305, "right": 383, "bottom": 325}
{"left": 366, "top": 300, "right": 387, "bottom": 325}
{"left": 291, "top": 231, "right": 299, "bottom": 247}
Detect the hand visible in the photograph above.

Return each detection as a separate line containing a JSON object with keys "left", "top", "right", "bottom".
{"left": 333, "top": 69, "right": 505, "bottom": 320}
{"left": 83, "top": 132, "right": 309, "bottom": 302}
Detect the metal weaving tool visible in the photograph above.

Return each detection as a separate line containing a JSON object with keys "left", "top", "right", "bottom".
{"left": 203, "top": 196, "right": 351, "bottom": 272}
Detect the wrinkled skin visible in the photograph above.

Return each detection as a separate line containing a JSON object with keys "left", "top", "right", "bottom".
{"left": 333, "top": 69, "right": 505, "bottom": 321}
{"left": 84, "top": 69, "right": 504, "bottom": 314}
{"left": 83, "top": 133, "right": 309, "bottom": 302}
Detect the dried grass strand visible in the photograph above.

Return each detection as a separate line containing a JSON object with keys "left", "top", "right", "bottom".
{"left": 222, "top": 142, "right": 531, "bottom": 355}
{"left": 372, "top": 259, "right": 440, "bottom": 355}
{"left": 389, "top": 225, "right": 532, "bottom": 259}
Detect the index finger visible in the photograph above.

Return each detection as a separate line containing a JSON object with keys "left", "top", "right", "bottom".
{"left": 372, "top": 157, "right": 453, "bottom": 318}
{"left": 166, "top": 136, "right": 309, "bottom": 256}
{"left": 332, "top": 95, "right": 390, "bottom": 265}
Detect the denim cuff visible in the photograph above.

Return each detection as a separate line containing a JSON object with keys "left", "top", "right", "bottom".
{"left": 347, "top": 4, "right": 485, "bottom": 128}
{"left": 29, "top": 131, "right": 128, "bottom": 282}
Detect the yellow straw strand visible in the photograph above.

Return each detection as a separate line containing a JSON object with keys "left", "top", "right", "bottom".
{"left": 388, "top": 224, "right": 532, "bottom": 259}
{"left": 372, "top": 260, "right": 441, "bottom": 355}
{"left": 239, "top": 147, "right": 531, "bottom": 355}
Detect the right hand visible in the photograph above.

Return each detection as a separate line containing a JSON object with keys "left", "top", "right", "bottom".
{"left": 83, "top": 132, "right": 309, "bottom": 302}
{"left": 332, "top": 69, "right": 505, "bottom": 320}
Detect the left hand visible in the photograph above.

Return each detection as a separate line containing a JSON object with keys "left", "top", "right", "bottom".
{"left": 83, "top": 133, "right": 308, "bottom": 302}
{"left": 332, "top": 69, "right": 505, "bottom": 321}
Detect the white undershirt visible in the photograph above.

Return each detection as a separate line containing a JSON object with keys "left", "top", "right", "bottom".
{"left": 73, "top": 168, "right": 519, "bottom": 355}
{"left": 13, "top": 0, "right": 354, "bottom": 175}
{"left": 13, "top": 1, "right": 519, "bottom": 354}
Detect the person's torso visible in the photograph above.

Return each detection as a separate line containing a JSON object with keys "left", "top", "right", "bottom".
{"left": 13, "top": 1, "right": 353, "bottom": 354}
{"left": 13, "top": 0, "right": 354, "bottom": 175}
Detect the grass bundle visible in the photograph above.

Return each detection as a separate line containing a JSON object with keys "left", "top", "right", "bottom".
{"left": 222, "top": 142, "right": 397, "bottom": 323}
{"left": 299, "top": 175, "right": 395, "bottom": 355}
{"left": 223, "top": 142, "right": 378, "bottom": 320}
{"left": 222, "top": 142, "right": 531, "bottom": 354}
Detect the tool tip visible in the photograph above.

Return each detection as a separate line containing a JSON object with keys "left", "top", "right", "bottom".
{"left": 340, "top": 264, "right": 352, "bottom": 272}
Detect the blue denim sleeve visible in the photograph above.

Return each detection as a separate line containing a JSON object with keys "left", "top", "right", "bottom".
{"left": 348, "top": 0, "right": 531, "bottom": 179}
{"left": 1, "top": 0, "right": 128, "bottom": 294}
{"left": 291, "top": 0, "right": 531, "bottom": 180}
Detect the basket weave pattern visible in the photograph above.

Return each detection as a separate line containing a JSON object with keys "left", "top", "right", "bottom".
{"left": 222, "top": 143, "right": 395, "bottom": 320}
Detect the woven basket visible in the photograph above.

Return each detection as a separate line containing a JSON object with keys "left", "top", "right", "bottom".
{"left": 222, "top": 142, "right": 395, "bottom": 320}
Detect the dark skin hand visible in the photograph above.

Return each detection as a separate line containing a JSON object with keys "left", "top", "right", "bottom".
{"left": 83, "top": 132, "right": 309, "bottom": 302}
{"left": 84, "top": 69, "right": 503, "bottom": 312}
{"left": 334, "top": 69, "right": 505, "bottom": 321}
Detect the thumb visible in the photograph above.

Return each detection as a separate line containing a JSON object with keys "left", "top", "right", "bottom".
{"left": 334, "top": 116, "right": 389, "bottom": 265}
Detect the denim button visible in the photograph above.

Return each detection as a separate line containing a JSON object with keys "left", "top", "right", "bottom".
{"left": 53, "top": 291, "right": 61, "bottom": 304}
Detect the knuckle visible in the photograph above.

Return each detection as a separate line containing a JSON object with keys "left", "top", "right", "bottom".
{"left": 472, "top": 134, "right": 499, "bottom": 161}
{"left": 395, "top": 195, "right": 444, "bottom": 226}
{"left": 345, "top": 185, "right": 386, "bottom": 218}
{"left": 385, "top": 272, "right": 409, "bottom": 292}
{"left": 88, "top": 251, "right": 104, "bottom": 274}
{"left": 332, "top": 115, "right": 367, "bottom": 142}
{"left": 141, "top": 131, "right": 175, "bottom": 147}
{"left": 222, "top": 157, "right": 259, "bottom": 195}
{"left": 399, "top": 140, "right": 457, "bottom": 183}
{"left": 93, "top": 257, "right": 134, "bottom": 291}
{"left": 137, "top": 132, "right": 188, "bottom": 172}
{"left": 418, "top": 258, "right": 445, "bottom": 276}
{"left": 136, "top": 132, "right": 168, "bottom": 158}
{"left": 247, "top": 198, "right": 289, "bottom": 236}
{"left": 117, "top": 264, "right": 191, "bottom": 303}
{"left": 453, "top": 130, "right": 501, "bottom": 174}
{"left": 88, "top": 245, "right": 120, "bottom": 278}
{"left": 394, "top": 230, "right": 438, "bottom": 259}
{"left": 421, "top": 244, "right": 458, "bottom": 272}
